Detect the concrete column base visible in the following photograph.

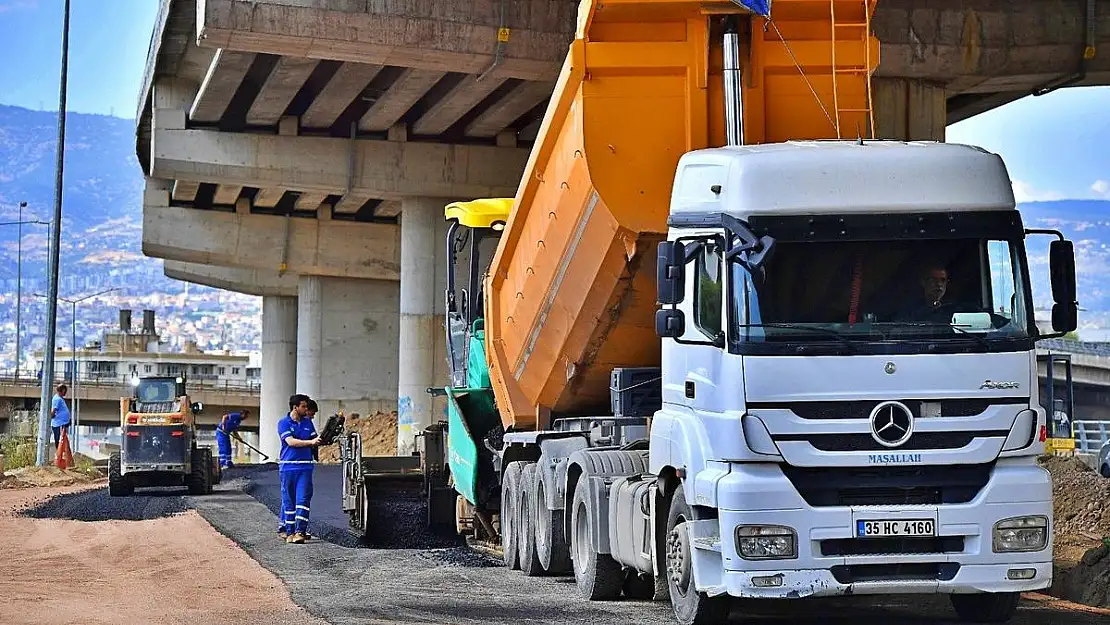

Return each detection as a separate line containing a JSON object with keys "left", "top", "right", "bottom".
{"left": 260, "top": 295, "right": 297, "bottom": 460}
{"left": 873, "top": 77, "right": 947, "bottom": 142}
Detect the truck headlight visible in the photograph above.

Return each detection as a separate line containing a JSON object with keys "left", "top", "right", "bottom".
{"left": 993, "top": 516, "right": 1048, "bottom": 553}
{"left": 736, "top": 525, "right": 797, "bottom": 560}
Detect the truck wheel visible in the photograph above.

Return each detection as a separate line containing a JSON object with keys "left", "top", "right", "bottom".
{"left": 108, "top": 453, "right": 133, "bottom": 497}
{"left": 533, "top": 463, "right": 572, "bottom": 574}
{"left": 666, "top": 484, "right": 728, "bottom": 625}
{"left": 570, "top": 475, "right": 624, "bottom": 600}
{"left": 518, "top": 463, "right": 545, "bottom": 576}
{"left": 187, "top": 447, "right": 211, "bottom": 495}
{"left": 950, "top": 592, "right": 1021, "bottom": 623}
{"left": 501, "top": 461, "right": 523, "bottom": 570}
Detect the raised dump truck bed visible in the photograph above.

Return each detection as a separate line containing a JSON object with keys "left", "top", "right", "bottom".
{"left": 485, "top": 0, "right": 878, "bottom": 429}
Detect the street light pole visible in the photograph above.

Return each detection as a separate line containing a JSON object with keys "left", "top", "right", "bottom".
{"left": 36, "top": 0, "right": 71, "bottom": 466}
{"left": 16, "top": 201, "right": 24, "bottom": 380}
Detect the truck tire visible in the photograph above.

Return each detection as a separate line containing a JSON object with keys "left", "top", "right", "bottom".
{"left": 518, "top": 463, "right": 545, "bottom": 576}
{"left": 108, "top": 453, "right": 133, "bottom": 497}
{"left": 950, "top": 592, "right": 1021, "bottom": 623}
{"left": 570, "top": 475, "right": 624, "bottom": 600}
{"left": 665, "top": 484, "right": 729, "bottom": 625}
{"left": 501, "top": 461, "right": 523, "bottom": 570}
{"left": 533, "top": 465, "right": 572, "bottom": 574}
{"left": 187, "top": 447, "right": 212, "bottom": 495}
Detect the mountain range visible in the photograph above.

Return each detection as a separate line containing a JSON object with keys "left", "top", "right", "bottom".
{"left": 0, "top": 104, "right": 1106, "bottom": 370}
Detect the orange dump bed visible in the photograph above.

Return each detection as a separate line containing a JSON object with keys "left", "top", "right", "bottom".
{"left": 485, "top": 0, "right": 879, "bottom": 430}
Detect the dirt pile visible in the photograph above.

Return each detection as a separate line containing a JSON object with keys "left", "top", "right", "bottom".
{"left": 0, "top": 466, "right": 98, "bottom": 490}
{"left": 1041, "top": 454, "right": 1110, "bottom": 541}
{"left": 1042, "top": 454, "right": 1110, "bottom": 608}
{"left": 317, "top": 411, "right": 398, "bottom": 463}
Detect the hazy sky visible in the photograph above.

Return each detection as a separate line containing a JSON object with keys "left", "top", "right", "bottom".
{"left": 0, "top": 0, "right": 1107, "bottom": 202}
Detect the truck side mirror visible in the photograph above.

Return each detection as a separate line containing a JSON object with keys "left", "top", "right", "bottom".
{"left": 657, "top": 241, "right": 686, "bottom": 305}
{"left": 1049, "top": 239, "right": 1078, "bottom": 333}
{"left": 1049, "top": 240, "right": 1077, "bottom": 305}
{"left": 655, "top": 309, "right": 685, "bottom": 338}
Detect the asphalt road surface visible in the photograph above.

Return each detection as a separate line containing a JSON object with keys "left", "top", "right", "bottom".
{"left": 195, "top": 466, "right": 1108, "bottom": 625}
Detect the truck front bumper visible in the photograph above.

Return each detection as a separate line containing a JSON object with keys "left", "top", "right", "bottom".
{"left": 693, "top": 459, "right": 1053, "bottom": 599}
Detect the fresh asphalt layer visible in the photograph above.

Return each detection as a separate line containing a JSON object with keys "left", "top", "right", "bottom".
{"left": 191, "top": 466, "right": 1105, "bottom": 625}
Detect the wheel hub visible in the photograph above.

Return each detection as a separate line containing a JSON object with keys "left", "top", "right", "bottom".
{"left": 666, "top": 521, "right": 692, "bottom": 595}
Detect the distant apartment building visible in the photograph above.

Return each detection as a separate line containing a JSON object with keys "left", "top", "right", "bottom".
{"left": 35, "top": 308, "right": 255, "bottom": 391}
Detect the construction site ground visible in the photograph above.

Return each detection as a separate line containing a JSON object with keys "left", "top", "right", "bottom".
{"left": 3, "top": 461, "right": 1109, "bottom": 625}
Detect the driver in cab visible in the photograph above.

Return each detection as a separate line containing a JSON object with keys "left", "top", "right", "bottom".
{"left": 894, "top": 263, "right": 968, "bottom": 324}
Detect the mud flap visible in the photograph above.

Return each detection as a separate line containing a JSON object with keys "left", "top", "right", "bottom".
{"left": 686, "top": 518, "right": 727, "bottom": 597}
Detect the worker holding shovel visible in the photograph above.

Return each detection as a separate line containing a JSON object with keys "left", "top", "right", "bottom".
{"left": 215, "top": 408, "right": 250, "bottom": 469}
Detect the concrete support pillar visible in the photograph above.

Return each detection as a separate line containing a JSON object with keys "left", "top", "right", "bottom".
{"left": 261, "top": 295, "right": 297, "bottom": 460}
{"left": 296, "top": 275, "right": 324, "bottom": 401}
{"left": 296, "top": 274, "right": 399, "bottom": 419}
{"left": 397, "top": 197, "right": 449, "bottom": 455}
{"left": 872, "top": 78, "right": 947, "bottom": 142}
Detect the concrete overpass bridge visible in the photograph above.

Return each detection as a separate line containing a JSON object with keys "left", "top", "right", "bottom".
{"left": 135, "top": 0, "right": 1110, "bottom": 457}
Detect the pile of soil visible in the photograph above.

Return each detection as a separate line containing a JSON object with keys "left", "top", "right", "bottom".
{"left": 0, "top": 466, "right": 98, "bottom": 490}
{"left": 1042, "top": 455, "right": 1110, "bottom": 540}
{"left": 1041, "top": 454, "right": 1110, "bottom": 608}
{"left": 317, "top": 411, "right": 398, "bottom": 463}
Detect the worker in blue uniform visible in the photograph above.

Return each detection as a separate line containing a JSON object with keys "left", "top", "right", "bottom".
{"left": 277, "top": 393, "right": 320, "bottom": 544}
{"left": 215, "top": 408, "right": 250, "bottom": 469}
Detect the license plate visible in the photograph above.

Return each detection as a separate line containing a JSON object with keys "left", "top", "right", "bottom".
{"left": 856, "top": 519, "right": 935, "bottom": 538}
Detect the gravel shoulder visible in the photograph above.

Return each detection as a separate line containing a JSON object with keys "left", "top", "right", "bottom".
{"left": 195, "top": 467, "right": 1110, "bottom": 625}
{"left": 0, "top": 483, "right": 327, "bottom": 625}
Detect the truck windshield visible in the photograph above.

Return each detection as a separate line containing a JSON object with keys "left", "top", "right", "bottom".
{"left": 723, "top": 236, "right": 1032, "bottom": 353}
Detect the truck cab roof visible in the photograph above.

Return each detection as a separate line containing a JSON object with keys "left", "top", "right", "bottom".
{"left": 669, "top": 140, "right": 1017, "bottom": 223}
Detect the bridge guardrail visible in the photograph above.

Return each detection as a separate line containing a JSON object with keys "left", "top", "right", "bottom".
{"left": 1073, "top": 420, "right": 1110, "bottom": 454}
{"left": 0, "top": 370, "right": 260, "bottom": 396}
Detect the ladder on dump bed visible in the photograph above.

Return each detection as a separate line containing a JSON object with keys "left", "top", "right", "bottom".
{"left": 829, "top": 0, "right": 877, "bottom": 139}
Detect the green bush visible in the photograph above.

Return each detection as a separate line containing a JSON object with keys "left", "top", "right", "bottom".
{"left": 0, "top": 436, "right": 37, "bottom": 471}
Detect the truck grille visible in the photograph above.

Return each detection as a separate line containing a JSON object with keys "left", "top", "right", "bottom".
{"left": 781, "top": 463, "right": 992, "bottom": 507}
{"left": 774, "top": 430, "right": 1008, "bottom": 452}
{"left": 821, "top": 537, "right": 964, "bottom": 557}
{"left": 749, "top": 398, "right": 1024, "bottom": 420}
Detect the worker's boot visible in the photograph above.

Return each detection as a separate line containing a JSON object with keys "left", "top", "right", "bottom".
{"left": 277, "top": 529, "right": 288, "bottom": 539}
{"left": 287, "top": 532, "right": 306, "bottom": 544}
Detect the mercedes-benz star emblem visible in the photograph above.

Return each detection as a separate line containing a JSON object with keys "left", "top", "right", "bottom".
{"left": 869, "top": 401, "right": 915, "bottom": 448}
{"left": 884, "top": 361, "right": 897, "bottom": 375}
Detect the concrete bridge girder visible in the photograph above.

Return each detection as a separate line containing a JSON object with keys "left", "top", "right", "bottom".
{"left": 150, "top": 113, "right": 529, "bottom": 201}
{"left": 163, "top": 260, "right": 298, "bottom": 297}
{"left": 142, "top": 181, "right": 402, "bottom": 281}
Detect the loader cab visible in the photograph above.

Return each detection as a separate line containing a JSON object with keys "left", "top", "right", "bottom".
{"left": 443, "top": 198, "right": 512, "bottom": 387}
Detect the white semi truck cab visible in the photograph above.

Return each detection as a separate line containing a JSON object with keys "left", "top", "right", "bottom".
{"left": 543, "top": 140, "right": 1079, "bottom": 625}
